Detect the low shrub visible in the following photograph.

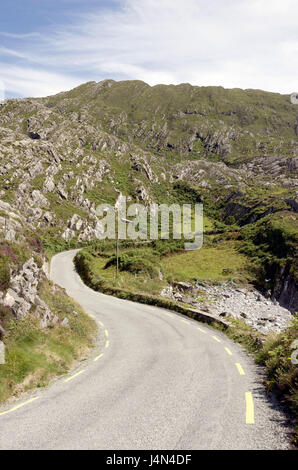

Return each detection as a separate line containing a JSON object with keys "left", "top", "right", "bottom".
{"left": 104, "top": 249, "right": 159, "bottom": 278}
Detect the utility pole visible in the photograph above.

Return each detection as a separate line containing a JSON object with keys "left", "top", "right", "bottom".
{"left": 114, "top": 216, "right": 146, "bottom": 279}
{"left": 115, "top": 217, "right": 132, "bottom": 280}
{"left": 116, "top": 228, "right": 119, "bottom": 279}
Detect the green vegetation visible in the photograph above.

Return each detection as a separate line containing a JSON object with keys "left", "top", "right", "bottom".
{"left": 0, "top": 227, "right": 97, "bottom": 406}
{"left": 45, "top": 80, "right": 297, "bottom": 164}
{"left": 0, "top": 281, "right": 97, "bottom": 405}
{"left": 73, "top": 231, "right": 253, "bottom": 300}
{"left": 256, "top": 319, "right": 298, "bottom": 423}
{"left": 162, "top": 242, "right": 250, "bottom": 283}
{"left": 240, "top": 211, "right": 298, "bottom": 293}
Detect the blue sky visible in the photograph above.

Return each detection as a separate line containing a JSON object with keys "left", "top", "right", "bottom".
{"left": 0, "top": 0, "right": 297, "bottom": 98}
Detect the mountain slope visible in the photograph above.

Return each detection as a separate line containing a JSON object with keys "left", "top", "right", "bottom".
{"left": 0, "top": 80, "right": 297, "bottom": 316}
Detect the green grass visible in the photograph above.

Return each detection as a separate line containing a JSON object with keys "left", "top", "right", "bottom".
{"left": 161, "top": 241, "right": 251, "bottom": 283}
{"left": 0, "top": 281, "right": 97, "bottom": 405}
{"left": 89, "top": 252, "right": 165, "bottom": 296}
{"left": 77, "top": 236, "right": 253, "bottom": 302}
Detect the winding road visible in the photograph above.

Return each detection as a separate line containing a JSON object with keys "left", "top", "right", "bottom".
{"left": 0, "top": 250, "right": 290, "bottom": 449}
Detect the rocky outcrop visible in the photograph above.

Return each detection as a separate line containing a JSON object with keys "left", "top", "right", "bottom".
{"left": 1, "top": 257, "right": 44, "bottom": 324}
{"left": 0, "top": 80, "right": 297, "bottom": 337}
{"left": 271, "top": 264, "right": 298, "bottom": 314}
{"left": 0, "top": 256, "right": 69, "bottom": 329}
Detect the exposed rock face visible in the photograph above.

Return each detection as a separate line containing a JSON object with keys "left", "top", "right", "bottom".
{"left": 0, "top": 202, "right": 70, "bottom": 332}
{"left": 277, "top": 274, "right": 298, "bottom": 314}
{"left": 1, "top": 256, "right": 50, "bottom": 326}
{"left": 272, "top": 265, "right": 298, "bottom": 314}
{"left": 0, "top": 80, "right": 297, "bottom": 334}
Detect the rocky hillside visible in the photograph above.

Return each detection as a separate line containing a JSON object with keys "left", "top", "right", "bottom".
{"left": 0, "top": 80, "right": 297, "bottom": 330}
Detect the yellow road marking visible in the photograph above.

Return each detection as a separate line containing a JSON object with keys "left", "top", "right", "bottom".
{"left": 89, "top": 314, "right": 95, "bottom": 319}
{"left": 105, "top": 340, "right": 110, "bottom": 349}
{"left": 105, "top": 329, "right": 109, "bottom": 338}
{"left": 94, "top": 353, "right": 103, "bottom": 362}
{"left": 212, "top": 335, "right": 221, "bottom": 343}
{"left": 98, "top": 321, "right": 104, "bottom": 327}
{"left": 165, "top": 312, "right": 173, "bottom": 318}
{"left": 181, "top": 319, "right": 190, "bottom": 324}
{"left": 64, "top": 370, "right": 85, "bottom": 383}
{"left": 235, "top": 363, "right": 245, "bottom": 375}
{"left": 197, "top": 327, "right": 206, "bottom": 334}
{"left": 225, "top": 347, "right": 233, "bottom": 356}
{"left": 245, "top": 392, "right": 255, "bottom": 424}
{"left": 0, "top": 397, "right": 39, "bottom": 417}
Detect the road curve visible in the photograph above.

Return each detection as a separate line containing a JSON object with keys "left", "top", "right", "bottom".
{"left": 0, "top": 250, "right": 290, "bottom": 449}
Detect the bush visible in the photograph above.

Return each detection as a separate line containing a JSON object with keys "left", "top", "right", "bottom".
{"left": 256, "top": 318, "right": 298, "bottom": 417}
{"left": 105, "top": 249, "right": 159, "bottom": 278}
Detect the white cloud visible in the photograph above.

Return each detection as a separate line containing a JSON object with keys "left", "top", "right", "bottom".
{"left": 0, "top": 64, "right": 84, "bottom": 97}
{"left": 1, "top": 0, "right": 297, "bottom": 96}
{"left": 0, "top": 79, "right": 4, "bottom": 102}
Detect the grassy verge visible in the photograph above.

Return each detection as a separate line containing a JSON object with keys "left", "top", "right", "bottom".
{"left": 0, "top": 280, "right": 97, "bottom": 405}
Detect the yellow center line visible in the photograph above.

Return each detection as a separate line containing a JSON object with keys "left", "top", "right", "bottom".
{"left": 98, "top": 321, "right": 104, "bottom": 327}
{"left": 212, "top": 335, "right": 221, "bottom": 343}
{"left": 197, "top": 327, "right": 206, "bottom": 334}
{"left": 235, "top": 363, "right": 245, "bottom": 375}
{"left": 181, "top": 319, "right": 190, "bottom": 324}
{"left": 165, "top": 312, "right": 173, "bottom": 318}
{"left": 105, "top": 340, "right": 110, "bottom": 349}
{"left": 105, "top": 329, "right": 109, "bottom": 338}
{"left": 94, "top": 353, "right": 103, "bottom": 362}
{"left": 225, "top": 347, "right": 233, "bottom": 356}
{"left": 89, "top": 314, "right": 96, "bottom": 319}
{"left": 245, "top": 392, "right": 255, "bottom": 424}
{"left": 0, "top": 397, "right": 40, "bottom": 417}
{"left": 64, "top": 370, "right": 85, "bottom": 383}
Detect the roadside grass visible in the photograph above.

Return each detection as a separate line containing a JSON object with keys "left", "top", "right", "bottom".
{"left": 255, "top": 319, "right": 298, "bottom": 422}
{"left": 0, "top": 281, "right": 97, "bottom": 405}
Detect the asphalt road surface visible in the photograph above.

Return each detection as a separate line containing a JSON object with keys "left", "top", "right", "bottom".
{"left": 0, "top": 250, "right": 291, "bottom": 449}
